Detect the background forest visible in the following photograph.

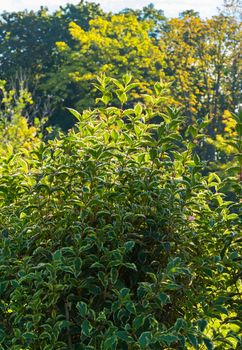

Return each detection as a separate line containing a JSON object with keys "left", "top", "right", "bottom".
{"left": 0, "top": 1, "right": 241, "bottom": 163}
{"left": 0, "top": 1, "right": 241, "bottom": 349}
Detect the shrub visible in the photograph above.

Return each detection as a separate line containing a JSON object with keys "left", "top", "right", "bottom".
{"left": 0, "top": 76, "right": 241, "bottom": 349}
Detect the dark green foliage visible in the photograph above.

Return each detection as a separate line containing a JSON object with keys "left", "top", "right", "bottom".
{"left": 0, "top": 1, "right": 103, "bottom": 79}
{"left": 0, "top": 1, "right": 104, "bottom": 127}
{"left": 0, "top": 76, "right": 241, "bottom": 349}
{"left": 120, "top": 3, "right": 167, "bottom": 37}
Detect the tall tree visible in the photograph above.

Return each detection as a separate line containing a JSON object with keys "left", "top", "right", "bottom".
{"left": 0, "top": 1, "right": 104, "bottom": 119}
{"left": 42, "top": 13, "right": 164, "bottom": 127}
{"left": 220, "top": 0, "right": 242, "bottom": 19}
{"left": 120, "top": 3, "right": 167, "bottom": 38}
{"left": 162, "top": 13, "right": 241, "bottom": 130}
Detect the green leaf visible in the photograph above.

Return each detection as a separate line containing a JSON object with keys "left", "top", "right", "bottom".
{"left": 226, "top": 213, "right": 238, "bottom": 220}
{"left": 123, "top": 263, "right": 137, "bottom": 271}
{"left": 164, "top": 283, "right": 181, "bottom": 290}
{"left": 124, "top": 83, "right": 140, "bottom": 92}
{"left": 198, "top": 319, "right": 207, "bottom": 332}
{"left": 134, "top": 103, "right": 143, "bottom": 116}
{"left": 120, "top": 288, "right": 130, "bottom": 298}
{"left": 111, "top": 129, "right": 118, "bottom": 142}
{"left": 154, "top": 82, "right": 163, "bottom": 95}
{"left": 53, "top": 250, "right": 62, "bottom": 262}
{"left": 159, "top": 334, "right": 178, "bottom": 346}
{"left": 0, "top": 281, "right": 9, "bottom": 295}
{"left": 77, "top": 301, "right": 88, "bottom": 317}
{"left": 187, "top": 333, "right": 198, "bottom": 348}
{"left": 178, "top": 335, "right": 186, "bottom": 347}
{"left": 124, "top": 240, "right": 135, "bottom": 252}
{"left": 115, "top": 90, "right": 127, "bottom": 104}
{"left": 208, "top": 173, "right": 221, "bottom": 184}
{"left": 160, "top": 112, "right": 171, "bottom": 123}
{"left": 23, "top": 332, "right": 36, "bottom": 341}
{"left": 116, "top": 331, "right": 134, "bottom": 343}
{"left": 194, "top": 153, "right": 200, "bottom": 165}
{"left": 66, "top": 107, "right": 82, "bottom": 121}
{"left": 187, "top": 125, "right": 198, "bottom": 138}
{"left": 125, "top": 301, "right": 136, "bottom": 314}
{"left": 2, "top": 229, "right": 9, "bottom": 238}
{"left": 229, "top": 251, "right": 238, "bottom": 260}
{"left": 98, "top": 271, "right": 108, "bottom": 287}
{"left": 103, "top": 336, "right": 117, "bottom": 349}
{"left": 102, "top": 93, "right": 112, "bottom": 105}
{"left": 174, "top": 318, "right": 186, "bottom": 331}
{"left": 81, "top": 320, "right": 92, "bottom": 337}
{"left": 158, "top": 292, "right": 169, "bottom": 305}
{"left": 138, "top": 332, "right": 152, "bottom": 348}
{"left": 110, "top": 268, "right": 119, "bottom": 284}
{"left": 133, "top": 315, "right": 146, "bottom": 330}
{"left": 203, "top": 338, "right": 213, "bottom": 350}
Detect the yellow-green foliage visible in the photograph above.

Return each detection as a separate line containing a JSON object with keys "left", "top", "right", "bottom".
{"left": 208, "top": 110, "right": 238, "bottom": 154}
{"left": 65, "top": 14, "right": 162, "bottom": 80}
{"left": 52, "top": 12, "right": 241, "bottom": 120}
{"left": 52, "top": 13, "right": 165, "bottom": 109}
{"left": 0, "top": 80, "right": 40, "bottom": 158}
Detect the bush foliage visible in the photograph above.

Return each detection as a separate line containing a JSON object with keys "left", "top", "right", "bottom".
{"left": 0, "top": 76, "right": 241, "bottom": 349}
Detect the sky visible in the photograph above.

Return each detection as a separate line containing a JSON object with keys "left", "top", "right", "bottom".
{"left": 0, "top": 0, "right": 224, "bottom": 18}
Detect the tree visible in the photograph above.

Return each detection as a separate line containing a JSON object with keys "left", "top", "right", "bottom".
{"left": 179, "top": 9, "right": 200, "bottom": 18}
{"left": 0, "top": 1, "right": 104, "bottom": 124}
{"left": 220, "top": 0, "right": 242, "bottom": 19}
{"left": 0, "top": 1, "right": 104, "bottom": 79}
{"left": 120, "top": 3, "right": 167, "bottom": 38}
{"left": 42, "top": 13, "right": 164, "bottom": 127}
{"left": 162, "top": 13, "right": 241, "bottom": 161}
{"left": 0, "top": 8, "right": 54, "bottom": 84}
